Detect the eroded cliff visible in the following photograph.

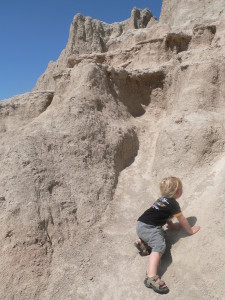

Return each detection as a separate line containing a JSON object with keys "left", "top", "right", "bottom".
{"left": 1, "top": 3, "right": 225, "bottom": 299}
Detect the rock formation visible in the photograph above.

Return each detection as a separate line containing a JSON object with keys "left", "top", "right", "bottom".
{"left": 160, "top": 0, "right": 225, "bottom": 29}
{"left": 34, "top": 7, "right": 153, "bottom": 92}
{"left": 1, "top": 2, "right": 225, "bottom": 299}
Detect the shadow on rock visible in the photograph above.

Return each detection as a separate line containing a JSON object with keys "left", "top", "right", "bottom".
{"left": 158, "top": 216, "right": 197, "bottom": 277}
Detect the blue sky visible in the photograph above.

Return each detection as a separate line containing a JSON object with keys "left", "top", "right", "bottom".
{"left": 0, "top": 1, "right": 163, "bottom": 101}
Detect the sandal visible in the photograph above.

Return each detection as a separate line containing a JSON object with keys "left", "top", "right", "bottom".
{"left": 144, "top": 275, "right": 169, "bottom": 294}
{"left": 134, "top": 240, "right": 151, "bottom": 256}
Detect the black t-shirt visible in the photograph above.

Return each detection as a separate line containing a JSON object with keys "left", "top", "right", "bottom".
{"left": 138, "top": 197, "right": 182, "bottom": 226}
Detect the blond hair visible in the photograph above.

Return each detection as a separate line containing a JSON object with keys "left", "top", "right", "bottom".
{"left": 160, "top": 176, "right": 182, "bottom": 198}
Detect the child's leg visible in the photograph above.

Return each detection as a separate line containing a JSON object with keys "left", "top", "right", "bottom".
{"left": 135, "top": 238, "right": 150, "bottom": 255}
{"left": 137, "top": 238, "right": 148, "bottom": 249}
{"left": 147, "top": 251, "right": 168, "bottom": 290}
{"left": 147, "top": 251, "right": 163, "bottom": 277}
{"left": 137, "top": 223, "right": 168, "bottom": 292}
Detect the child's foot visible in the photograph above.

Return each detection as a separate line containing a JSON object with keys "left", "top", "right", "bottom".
{"left": 144, "top": 275, "right": 169, "bottom": 294}
{"left": 134, "top": 239, "right": 151, "bottom": 256}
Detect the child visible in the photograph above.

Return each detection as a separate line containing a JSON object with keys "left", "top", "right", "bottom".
{"left": 136, "top": 176, "right": 200, "bottom": 294}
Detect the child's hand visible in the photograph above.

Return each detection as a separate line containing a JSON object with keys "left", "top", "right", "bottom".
{"left": 191, "top": 226, "right": 200, "bottom": 234}
{"left": 177, "top": 215, "right": 200, "bottom": 235}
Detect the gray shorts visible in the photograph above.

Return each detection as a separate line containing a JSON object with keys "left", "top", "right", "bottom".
{"left": 136, "top": 221, "right": 166, "bottom": 254}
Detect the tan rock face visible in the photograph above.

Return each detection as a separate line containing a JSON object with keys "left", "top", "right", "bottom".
{"left": 34, "top": 8, "right": 153, "bottom": 92}
{"left": 1, "top": 1, "right": 225, "bottom": 299}
{"left": 160, "top": 0, "right": 225, "bottom": 29}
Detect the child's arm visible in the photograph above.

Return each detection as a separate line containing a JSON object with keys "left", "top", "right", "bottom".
{"left": 167, "top": 220, "right": 181, "bottom": 230}
{"left": 177, "top": 215, "right": 200, "bottom": 234}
